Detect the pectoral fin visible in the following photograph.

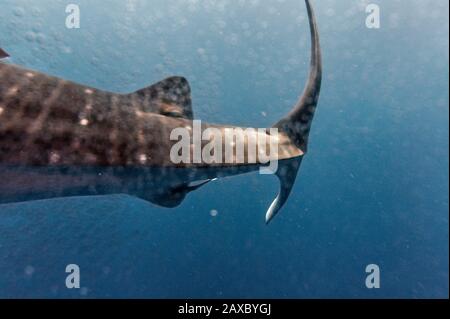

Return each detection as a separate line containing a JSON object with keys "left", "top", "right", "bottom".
{"left": 138, "top": 179, "right": 213, "bottom": 208}
{"left": 0, "top": 48, "right": 9, "bottom": 59}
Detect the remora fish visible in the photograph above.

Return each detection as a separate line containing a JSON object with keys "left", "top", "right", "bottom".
{"left": 0, "top": 0, "right": 321, "bottom": 223}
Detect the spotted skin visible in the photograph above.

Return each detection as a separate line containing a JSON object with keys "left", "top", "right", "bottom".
{"left": 0, "top": 63, "right": 300, "bottom": 167}
{"left": 0, "top": 63, "right": 195, "bottom": 166}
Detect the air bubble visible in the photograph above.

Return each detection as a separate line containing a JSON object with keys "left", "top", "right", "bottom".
{"left": 24, "top": 265, "right": 35, "bottom": 277}
{"left": 210, "top": 209, "right": 218, "bottom": 217}
{"left": 13, "top": 7, "right": 25, "bottom": 17}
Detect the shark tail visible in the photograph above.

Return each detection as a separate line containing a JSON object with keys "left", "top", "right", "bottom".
{"left": 265, "top": 0, "right": 322, "bottom": 224}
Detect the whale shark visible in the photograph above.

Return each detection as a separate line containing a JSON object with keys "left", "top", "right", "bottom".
{"left": 0, "top": 0, "right": 322, "bottom": 224}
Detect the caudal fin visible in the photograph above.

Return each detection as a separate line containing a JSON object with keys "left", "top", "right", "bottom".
{"left": 274, "top": 0, "right": 322, "bottom": 153}
{"left": 0, "top": 48, "right": 9, "bottom": 59}
{"left": 265, "top": 0, "right": 322, "bottom": 224}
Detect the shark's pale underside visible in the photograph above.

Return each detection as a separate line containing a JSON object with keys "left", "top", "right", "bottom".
{"left": 0, "top": 0, "right": 322, "bottom": 223}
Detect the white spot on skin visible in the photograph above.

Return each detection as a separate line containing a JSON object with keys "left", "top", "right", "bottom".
{"left": 138, "top": 154, "right": 147, "bottom": 164}
{"left": 85, "top": 103, "right": 92, "bottom": 111}
{"left": 25, "top": 72, "right": 35, "bottom": 78}
{"left": 0, "top": 107, "right": 4, "bottom": 116}
{"left": 6, "top": 86, "right": 19, "bottom": 96}
{"left": 49, "top": 152, "right": 60, "bottom": 164}
{"left": 84, "top": 89, "right": 93, "bottom": 95}
{"left": 80, "top": 118, "right": 89, "bottom": 126}
{"left": 135, "top": 110, "right": 144, "bottom": 118}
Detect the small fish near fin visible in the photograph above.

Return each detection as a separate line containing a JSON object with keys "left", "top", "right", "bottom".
{"left": 265, "top": 157, "right": 302, "bottom": 224}
{"left": 139, "top": 179, "right": 212, "bottom": 208}
{"left": 131, "top": 76, "right": 194, "bottom": 119}
{"left": 0, "top": 48, "right": 9, "bottom": 59}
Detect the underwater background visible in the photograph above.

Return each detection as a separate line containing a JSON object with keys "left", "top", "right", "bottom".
{"left": 0, "top": 0, "right": 448, "bottom": 298}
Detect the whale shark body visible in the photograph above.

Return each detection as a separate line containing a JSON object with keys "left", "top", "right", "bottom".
{"left": 0, "top": 0, "right": 322, "bottom": 223}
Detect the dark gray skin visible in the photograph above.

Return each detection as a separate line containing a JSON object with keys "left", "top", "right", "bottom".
{"left": 0, "top": 0, "right": 321, "bottom": 223}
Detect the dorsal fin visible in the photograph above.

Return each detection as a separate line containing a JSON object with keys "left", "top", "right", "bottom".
{"left": 131, "top": 76, "right": 193, "bottom": 119}
{"left": 0, "top": 48, "right": 9, "bottom": 59}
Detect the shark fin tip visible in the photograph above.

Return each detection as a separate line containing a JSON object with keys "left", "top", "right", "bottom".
{"left": 0, "top": 48, "right": 9, "bottom": 59}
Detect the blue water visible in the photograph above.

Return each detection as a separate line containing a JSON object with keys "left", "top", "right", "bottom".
{"left": 0, "top": 0, "right": 448, "bottom": 298}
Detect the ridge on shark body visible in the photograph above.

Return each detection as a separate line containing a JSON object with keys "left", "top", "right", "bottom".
{"left": 0, "top": 0, "right": 322, "bottom": 224}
